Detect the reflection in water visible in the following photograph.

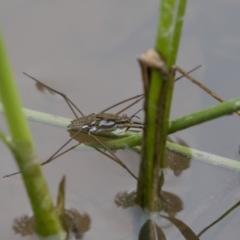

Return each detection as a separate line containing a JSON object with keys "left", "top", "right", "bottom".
{"left": 68, "top": 130, "right": 113, "bottom": 144}
{"left": 65, "top": 209, "right": 91, "bottom": 238}
{"left": 138, "top": 217, "right": 199, "bottom": 240}
{"left": 161, "top": 191, "right": 183, "bottom": 217}
{"left": 131, "top": 138, "right": 191, "bottom": 177}
{"left": 165, "top": 149, "right": 190, "bottom": 176}
{"left": 138, "top": 219, "right": 166, "bottom": 240}
{"left": 12, "top": 209, "right": 91, "bottom": 239}
{"left": 115, "top": 191, "right": 136, "bottom": 209}
{"left": 197, "top": 200, "right": 240, "bottom": 238}
{"left": 13, "top": 176, "right": 91, "bottom": 239}
{"left": 35, "top": 79, "right": 56, "bottom": 95}
{"left": 12, "top": 215, "right": 34, "bottom": 237}
{"left": 114, "top": 191, "right": 199, "bottom": 239}
{"left": 115, "top": 190, "right": 183, "bottom": 218}
{"left": 165, "top": 137, "right": 191, "bottom": 176}
{"left": 159, "top": 215, "right": 199, "bottom": 240}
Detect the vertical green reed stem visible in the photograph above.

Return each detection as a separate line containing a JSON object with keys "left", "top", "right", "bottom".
{"left": 0, "top": 30, "right": 64, "bottom": 238}
{"left": 136, "top": 0, "right": 187, "bottom": 211}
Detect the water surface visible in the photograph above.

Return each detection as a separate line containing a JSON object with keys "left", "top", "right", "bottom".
{"left": 0, "top": 1, "right": 240, "bottom": 239}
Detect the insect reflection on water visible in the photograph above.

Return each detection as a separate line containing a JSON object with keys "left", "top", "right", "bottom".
{"left": 12, "top": 176, "right": 91, "bottom": 239}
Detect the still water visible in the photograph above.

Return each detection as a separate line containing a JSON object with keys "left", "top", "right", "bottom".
{"left": 0, "top": 0, "right": 240, "bottom": 239}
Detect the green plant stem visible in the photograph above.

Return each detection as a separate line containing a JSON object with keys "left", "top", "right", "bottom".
{"left": 0, "top": 31, "right": 64, "bottom": 238}
{"left": 2, "top": 96, "right": 240, "bottom": 175}
{"left": 1, "top": 97, "right": 240, "bottom": 137}
{"left": 132, "top": 142, "right": 240, "bottom": 172}
{"left": 4, "top": 98, "right": 240, "bottom": 177}
{"left": 197, "top": 200, "right": 240, "bottom": 238}
{"left": 77, "top": 136, "right": 240, "bottom": 173}
{"left": 1, "top": 97, "right": 240, "bottom": 151}
{"left": 136, "top": 0, "right": 188, "bottom": 211}
{"left": 168, "top": 97, "right": 240, "bottom": 133}
{"left": 168, "top": 0, "right": 188, "bottom": 66}
{"left": 0, "top": 102, "right": 135, "bottom": 138}
{"left": 155, "top": 0, "right": 175, "bottom": 64}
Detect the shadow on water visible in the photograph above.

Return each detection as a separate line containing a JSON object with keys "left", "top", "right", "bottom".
{"left": 13, "top": 209, "right": 91, "bottom": 239}
{"left": 12, "top": 176, "right": 91, "bottom": 239}
{"left": 114, "top": 185, "right": 200, "bottom": 239}
{"left": 165, "top": 137, "right": 191, "bottom": 176}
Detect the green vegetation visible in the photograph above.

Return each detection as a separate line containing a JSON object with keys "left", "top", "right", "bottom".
{"left": 0, "top": 31, "right": 65, "bottom": 238}
{"left": 136, "top": 0, "right": 188, "bottom": 211}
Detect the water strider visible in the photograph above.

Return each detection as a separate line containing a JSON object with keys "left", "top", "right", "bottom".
{"left": 5, "top": 49, "right": 222, "bottom": 179}
{"left": 4, "top": 75, "right": 147, "bottom": 179}
{"left": 3, "top": 63, "right": 208, "bottom": 179}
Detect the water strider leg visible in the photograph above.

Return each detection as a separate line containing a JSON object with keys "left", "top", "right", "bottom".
{"left": 23, "top": 72, "right": 145, "bottom": 117}
{"left": 14, "top": 67, "right": 199, "bottom": 166}
{"left": 23, "top": 72, "right": 84, "bottom": 119}
{"left": 23, "top": 71, "right": 146, "bottom": 116}
{"left": 89, "top": 133, "right": 138, "bottom": 180}
{"left": 41, "top": 128, "right": 84, "bottom": 166}
{"left": 3, "top": 65, "right": 204, "bottom": 178}
{"left": 174, "top": 65, "right": 240, "bottom": 116}
{"left": 100, "top": 65, "right": 201, "bottom": 115}
{"left": 3, "top": 131, "right": 138, "bottom": 179}
{"left": 120, "top": 64, "right": 201, "bottom": 118}
{"left": 115, "top": 96, "right": 144, "bottom": 115}
{"left": 2, "top": 128, "right": 85, "bottom": 178}
{"left": 138, "top": 49, "right": 236, "bottom": 115}
{"left": 4, "top": 74, "right": 145, "bottom": 178}
{"left": 23, "top": 66, "right": 201, "bottom": 119}
{"left": 175, "top": 66, "right": 223, "bottom": 100}
{"left": 99, "top": 94, "right": 144, "bottom": 114}
{"left": 49, "top": 132, "right": 139, "bottom": 180}
{"left": 175, "top": 65, "right": 201, "bottom": 82}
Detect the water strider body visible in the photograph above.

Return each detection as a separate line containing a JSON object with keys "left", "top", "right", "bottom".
{"left": 68, "top": 112, "right": 143, "bottom": 133}
{"left": 23, "top": 71, "right": 144, "bottom": 134}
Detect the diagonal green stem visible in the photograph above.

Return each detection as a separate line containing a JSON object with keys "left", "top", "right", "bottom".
{"left": 1, "top": 97, "right": 240, "bottom": 158}
{"left": 168, "top": 97, "right": 240, "bottom": 133}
